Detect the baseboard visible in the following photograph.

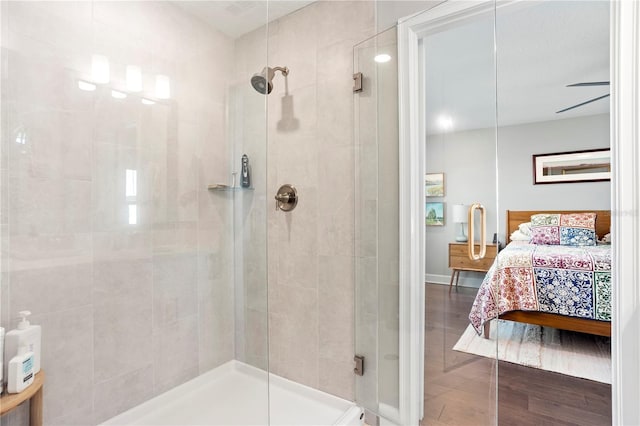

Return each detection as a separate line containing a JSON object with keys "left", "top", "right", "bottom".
{"left": 424, "top": 273, "right": 483, "bottom": 288}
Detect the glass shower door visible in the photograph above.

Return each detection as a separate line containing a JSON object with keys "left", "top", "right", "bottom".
{"left": 354, "top": 2, "right": 500, "bottom": 425}
{"left": 0, "top": 1, "right": 272, "bottom": 424}
{"left": 354, "top": 26, "right": 402, "bottom": 424}
{"left": 421, "top": 3, "right": 500, "bottom": 423}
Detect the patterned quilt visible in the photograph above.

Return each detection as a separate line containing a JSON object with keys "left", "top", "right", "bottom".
{"left": 469, "top": 242, "right": 611, "bottom": 334}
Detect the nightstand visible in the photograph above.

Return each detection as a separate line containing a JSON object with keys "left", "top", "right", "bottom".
{"left": 448, "top": 243, "right": 498, "bottom": 293}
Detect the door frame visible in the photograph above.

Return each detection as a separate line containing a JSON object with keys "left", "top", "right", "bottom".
{"left": 398, "top": 1, "right": 640, "bottom": 424}
{"left": 610, "top": 1, "right": 640, "bottom": 424}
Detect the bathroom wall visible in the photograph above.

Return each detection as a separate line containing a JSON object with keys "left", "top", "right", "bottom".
{"left": 1, "top": 2, "right": 235, "bottom": 425}
{"left": 425, "top": 113, "right": 611, "bottom": 286}
{"left": 234, "top": 1, "right": 376, "bottom": 401}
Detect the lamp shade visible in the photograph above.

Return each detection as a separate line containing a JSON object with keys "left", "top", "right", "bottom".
{"left": 452, "top": 204, "right": 468, "bottom": 223}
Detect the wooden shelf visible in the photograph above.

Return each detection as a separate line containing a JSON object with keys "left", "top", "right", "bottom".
{"left": 1, "top": 370, "right": 45, "bottom": 426}
{"left": 207, "top": 184, "right": 254, "bottom": 192}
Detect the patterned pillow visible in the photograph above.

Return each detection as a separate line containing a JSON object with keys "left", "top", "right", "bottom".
{"left": 530, "top": 213, "right": 597, "bottom": 246}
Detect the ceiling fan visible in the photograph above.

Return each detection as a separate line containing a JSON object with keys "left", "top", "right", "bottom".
{"left": 556, "top": 81, "right": 610, "bottom": 113}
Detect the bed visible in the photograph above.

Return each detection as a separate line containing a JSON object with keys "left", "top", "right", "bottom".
{"left": 469, "top": 209, "right": 612, "bottom": 338}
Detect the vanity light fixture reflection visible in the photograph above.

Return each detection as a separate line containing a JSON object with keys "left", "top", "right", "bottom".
{"left": 111, "top": 90, "right": 127, "bottom": 99}
{"left": 128, "top": 204, "right": 137, "bottom": 225}
{"left": 374, "top": 53, "right": 392, "bottom": 63}
{"left": 15, "top": 130, "right": 27, "bottom": 145}
{"left": 125, "top": 169, "right": 137, "bottom": 197}
{"left": 91, "top": 54, "right": 110, "bottom": 84}
{"left": 77, "top": 80, "right": 97, "bottom": 91}
{"left": 126, "top": 65, "right": 143, "bottom": 92}
{"left": 141, "top": 98, "right": 156, "bottom": 105}
{"left": 155, "top": 75, "right": 171, "bottom": 99}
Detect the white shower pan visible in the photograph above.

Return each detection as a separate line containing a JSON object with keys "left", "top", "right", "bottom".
{"left": 101, "top": 361, "right": 364, "bottom": 426}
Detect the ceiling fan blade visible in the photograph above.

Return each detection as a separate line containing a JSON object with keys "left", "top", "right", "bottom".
{"left": 566, "top": 82, "right": 610, "bottom": 87}
{"left": 556, "top": 93, "right": 610, "bottom": 114}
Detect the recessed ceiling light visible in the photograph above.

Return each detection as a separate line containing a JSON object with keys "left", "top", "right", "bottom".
{"left": 374, "top": 54, "right": 392, "bottom": 63}
{"left": 438, "top": 115, "right": 453, "bottom": 130}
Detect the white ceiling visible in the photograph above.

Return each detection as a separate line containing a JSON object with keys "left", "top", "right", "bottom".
{"left": 425, "top": 1, "right": 610, "bottom": 134}
{"left": 173, "top": 1, "right": 609, "bottom": 133}
{"left": 173, "top": 1, "right": 314, "bottom": 39}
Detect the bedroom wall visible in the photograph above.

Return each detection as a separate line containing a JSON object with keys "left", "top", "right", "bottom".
{"left": 497, "top": 113, "right": 610, "bottom": 216}
{"left": 425, "top": 126, "right": 497, "bottom": 286}
{"left": 425, "top": 113, "right": 611, "bottom": 287}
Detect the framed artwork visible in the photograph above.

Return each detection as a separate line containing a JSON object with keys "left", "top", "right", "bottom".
{"left": 426, "top": 202, "right": 445, "bottom": 226}
{"left": 425, "top": 172, "right": 445, "bottom": 196}
{"left": 533, "top": 148, "right": 611, "bottom": 184}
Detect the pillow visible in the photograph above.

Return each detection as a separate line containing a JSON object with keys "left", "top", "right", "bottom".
{"left": 510, "top": 229, "right": 531, "bottom": 242}
{"left": 530, "top": 212, "right": 597, "bottom": 246}
{"left": 518, "top": 222, "right": 532, "bottom": 236}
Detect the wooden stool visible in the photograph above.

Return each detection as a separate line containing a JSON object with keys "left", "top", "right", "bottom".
{"left": 0, "top": 370, "right": 45, "bottom": 426}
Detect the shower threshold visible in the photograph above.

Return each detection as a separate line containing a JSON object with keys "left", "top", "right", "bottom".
{"left": 100, "top": 361, "right": 363, "bottom": 426}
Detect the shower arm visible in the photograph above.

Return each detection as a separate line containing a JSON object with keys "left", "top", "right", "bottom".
{"left": 272, "top": 66, "right": 289, "bottom": 77}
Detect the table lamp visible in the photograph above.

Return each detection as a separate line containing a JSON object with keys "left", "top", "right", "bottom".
{"left": 452, "top": 204, "right": 468, "bottom": 242}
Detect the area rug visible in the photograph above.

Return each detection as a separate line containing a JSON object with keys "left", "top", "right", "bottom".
{"left": 453, "top": 320, "right": 611, "bottom": 383}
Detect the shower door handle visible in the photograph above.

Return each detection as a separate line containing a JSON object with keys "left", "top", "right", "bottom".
{"left": 467, "top": 203, "right": 487, "bottom": 260}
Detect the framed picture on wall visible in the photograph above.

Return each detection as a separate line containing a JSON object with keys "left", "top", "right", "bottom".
{"left": 425, "top": 172, "right": 445, "bottom": 196}
{"left": 533, "top": 148, "right": 611, "bottom": 184}
{"left": 426, "top": 202, "right": 445, "bottom": 226}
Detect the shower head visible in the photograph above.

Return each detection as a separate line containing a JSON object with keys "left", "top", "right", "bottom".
{"left": 251, "top": 66, "right": 289, "bottom": 94}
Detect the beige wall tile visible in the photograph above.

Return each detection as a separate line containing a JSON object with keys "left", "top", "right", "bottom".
{"left": 93, "top": 312, "right": 151, "bottom": 383}
{"left": 9, "top": 263, "right": 92, "bottom": 316}
{"left": 319, "top": 356, "right": 355, "bottom": 400}
{"left": 152, "top": 315, "right": 200, "bottom": 394}
{"left": 93, "top": 365, "right": 155, "bottom": 425}
{"left": 318, "top": 255, "right": 354, "bottom": 361}
{"left": 30, "top": 307, "right": 94, "bottom": 423}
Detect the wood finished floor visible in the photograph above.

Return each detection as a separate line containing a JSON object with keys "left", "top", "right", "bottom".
{"left": 421, "top": 283, "right": 612, "bottom": 426}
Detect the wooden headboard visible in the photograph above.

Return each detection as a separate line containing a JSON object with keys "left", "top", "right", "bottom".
{"left": 506, "top": 210, "right": 611, "bottom": 244}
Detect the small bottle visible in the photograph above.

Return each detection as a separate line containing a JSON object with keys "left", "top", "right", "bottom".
{"left": 4, "top": 311, "right": 42, "bottom": 386}
{"left": 7, "top": 345, "right": 34, "bottom": 394}
{"left": 241, "top": 154, "right": 251, "bottom": 188}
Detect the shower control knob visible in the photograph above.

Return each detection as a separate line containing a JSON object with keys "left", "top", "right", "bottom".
{"left": 275, "top": 193, "right": 291, "bottom": 203}
{"left": 274, "top": 184, "right": 298, "bottom": 212}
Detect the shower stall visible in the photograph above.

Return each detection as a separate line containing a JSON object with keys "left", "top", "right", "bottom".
{"left": 3, "top": 1, "right": 636, "bottom": 425}
{"left": 0, "top": 1, "right": 416, "bottom": 425}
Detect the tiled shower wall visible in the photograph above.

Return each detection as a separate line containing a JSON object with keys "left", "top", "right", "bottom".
{"left": 234, "top": 1, "right": 376, "bottom": 401}
{"left": 1, "top": 2, "right": 234, "bottom": 424}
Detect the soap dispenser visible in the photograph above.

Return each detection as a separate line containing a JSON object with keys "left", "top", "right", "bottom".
{"left": 4, "top": 311, "right": 41, "bottom": 386}
{"left": 241, "top": 154, "right": 251, "bottom": 188}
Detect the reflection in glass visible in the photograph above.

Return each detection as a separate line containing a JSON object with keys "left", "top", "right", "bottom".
{"left": 92, "top": 54, "right": 110, "bottom": 84}
{"left": 126, "top": 65, "right": 143, "bottom": 92}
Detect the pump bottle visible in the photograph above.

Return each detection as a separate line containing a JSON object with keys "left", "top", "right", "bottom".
{"left": 7, "top": 345, "right": 34, "bottom": 393}
{"left": 4, "top": 311, "right": 41, "bottom": 386}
